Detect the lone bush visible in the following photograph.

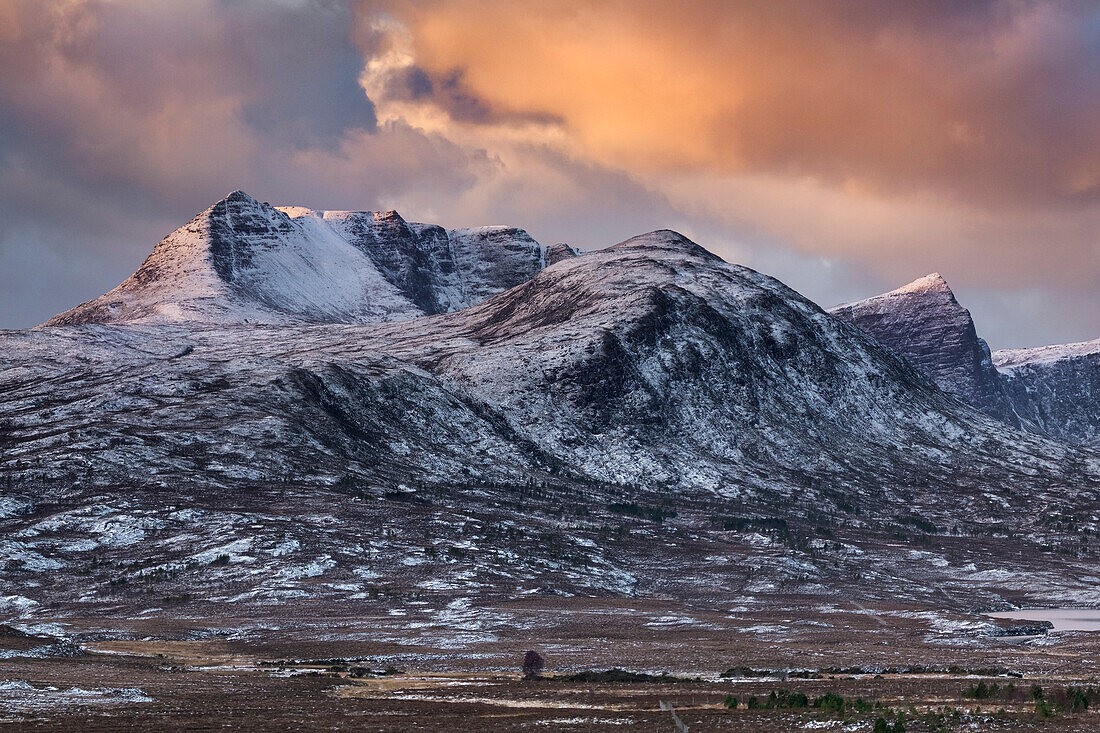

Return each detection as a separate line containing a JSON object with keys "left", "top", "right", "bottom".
{"left": 522, "top": 650, "right": 545, "bottom": 679}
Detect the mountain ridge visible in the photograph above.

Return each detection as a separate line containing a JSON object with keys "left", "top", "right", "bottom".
{"left": 995, "top": 338, "right": 1100, "bottom": 446}
{"left": 11, "top": 227, "right": 1092, "bottom": 498}
{"left": 44, "top": 190, "right": 552, "bottom": 327}
{"left": 829, "top": 273, "right": 1034, "bottom": 431}
{"left": 832, "top": 274, "right": 1098, "bottom": 445}
{"left": 4, "top": 194, "right": 1098, "bottom": 614}
{"left": 37, "top": 191, "right": 1100, "bottom": 449}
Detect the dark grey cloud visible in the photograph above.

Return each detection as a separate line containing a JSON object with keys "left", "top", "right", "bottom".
{"left": 383, "top": 65, "right": 435, "bottom": 101}
{"left": 379, "top": 64, "right": 563, "bottom": 126}
{"left": 0, "top": 0, "right": 491, "bottom": 326}
{"left": 0, "top": 0, "right": 379, "bottom": 217}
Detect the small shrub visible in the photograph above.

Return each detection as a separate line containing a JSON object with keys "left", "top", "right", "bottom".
{"left": 522, "top": 650, "right": 545, "bottom": 679}
{"left": 766, "top": 689, "right": 808, "bottom": 708}
{"left": 874, "top": 715, "right": 905, "bottom": 732}
{"left": 813, "top": 692, "right": 845, "bottom": 714}
{"left": 1067, "top": 686, "right": 1090, "bottom": 712}
{"left": 607, "top": 502, "right": 676, "bottom": 523}
{"left": 963, "top": 681, "right": 996, "bottom": 699}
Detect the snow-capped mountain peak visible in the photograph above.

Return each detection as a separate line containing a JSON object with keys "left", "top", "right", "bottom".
{"left": 893, "top": 272, "right": 952, "bottom": 295}
{"left": 828, "top": 272, "right": 1025, "bottom": 429}
{"left": 44, "top": 192, "right": 550, "bottom": 327}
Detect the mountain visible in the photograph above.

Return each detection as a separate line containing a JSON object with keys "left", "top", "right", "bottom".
{"left": 995, "top": 339, "right": 1100, "bottom": 446}
{"left": 406, "top": 234, "right": 1081, "bottom": 495}
{"left": 828, "top": 274, "right": 1032, "bottom": 430}
{"left": 831, "top": 274, "right": 1099, "bottom": 445}
{"left": 3, "top": 221, "right": 1098, "bottom": 613}
{"left": 45, "top": 191, "right": 551, "bottom": 326}
{"left": 14, "top": 231, "right": 1083, "bottom": 497}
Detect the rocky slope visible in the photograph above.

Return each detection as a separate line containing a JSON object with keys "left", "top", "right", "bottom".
{"left": 3, "top": 222, "right": 1099, "bottom": 614}
{"left": 828, "top": 274, "right": 1029, "bottom": 429}
{"left": 995, "top": 339, "right": 1100, "bottom": 446}
{"left": 46, "top": 191, "right": 550, "bottom": 326}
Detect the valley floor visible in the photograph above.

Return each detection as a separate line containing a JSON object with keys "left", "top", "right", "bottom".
{"left": 3, "top": 598, "right": 1100, "bottom": 731}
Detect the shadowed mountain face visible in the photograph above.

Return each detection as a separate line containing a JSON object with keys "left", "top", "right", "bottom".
{"left": 995, "top": 340, "right": 1100, "bottom": 447}
{"left": 2, "top": 197, "right": 1098, "bottom": 613}
{"left": 45, "top": 191, "right": 549, "bottom": 326}
{"left": 831, "top": 274, "right": 1099, "bottom": 445}
{"left": 828, "top": 274, "right": 1029, "bottom": 429}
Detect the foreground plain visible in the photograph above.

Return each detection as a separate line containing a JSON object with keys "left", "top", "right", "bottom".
{"left": 3, "top": 599, "right": 1100, "bottom": 731}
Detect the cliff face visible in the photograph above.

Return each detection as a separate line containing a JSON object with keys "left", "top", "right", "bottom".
{"left": 829, "top": 274, "right": 1030, "bottom": 429}
{"left": 995, "top": 340, "right": 1100, "bottom": 446}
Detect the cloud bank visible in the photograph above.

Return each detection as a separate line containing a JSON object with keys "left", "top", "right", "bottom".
{"left": 0, "top": 0, "right": 1097, "bottom": 348}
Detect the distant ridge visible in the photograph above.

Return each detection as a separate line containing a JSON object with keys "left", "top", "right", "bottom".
{"left": 45, "top": 190, "right": 552, "bottom": 327}
{"left": 995, "top": 338, "right": 1100, "bottom": 446}
{"left": 833, "top": 275, "right": 1099, "bottom": 445}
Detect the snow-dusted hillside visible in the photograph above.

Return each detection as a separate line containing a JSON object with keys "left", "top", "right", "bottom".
{"left": 995, "top": 338, "right": 1100, "bottom": 368}
{"left": 45, "top": 191, "right": 550, "bottom": 326}
{"left": 4, "top": 224, "right": 1099, "bottom": 615}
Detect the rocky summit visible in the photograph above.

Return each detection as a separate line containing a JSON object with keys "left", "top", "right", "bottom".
{"left": 45, "top": 191, "right": 550, "bottom": 327}
{"left": 828, "top": 273, "right": 1027, "bottom": 429}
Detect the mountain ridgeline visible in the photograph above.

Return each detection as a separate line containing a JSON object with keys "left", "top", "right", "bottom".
{"left": 6, "top": 189, "right": 1095, "bottom": 490}
{"left": 46, "top": 190, "right": 573, "bottom": 327}
{"left": 1, "top": 190, "right": 1097, "bottom": 610}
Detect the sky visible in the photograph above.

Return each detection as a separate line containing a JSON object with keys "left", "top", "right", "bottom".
{"left": 0, "top": 0, "right": 1097, "bottom": 348}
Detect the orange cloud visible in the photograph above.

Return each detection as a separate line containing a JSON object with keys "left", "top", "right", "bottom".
{"left": 374, "top": 0, "right": 1100, "bottom": 209}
